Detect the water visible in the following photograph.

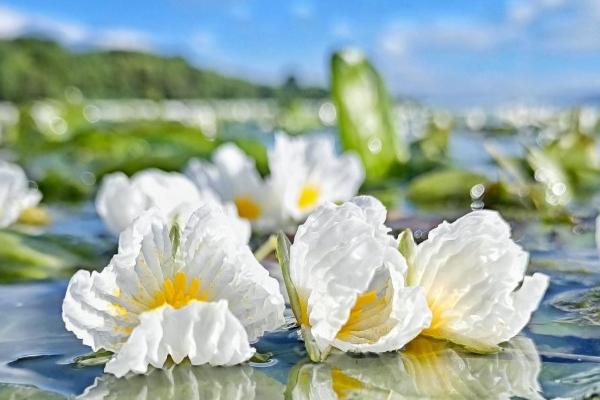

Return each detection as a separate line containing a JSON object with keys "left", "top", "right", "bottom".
{"left": 2, "top": 128, "right": 600, "bottom": 398}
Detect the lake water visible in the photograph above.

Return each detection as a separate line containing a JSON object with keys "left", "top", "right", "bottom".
{"left": 1, "top": 130, "right": 600, "bottom": 398}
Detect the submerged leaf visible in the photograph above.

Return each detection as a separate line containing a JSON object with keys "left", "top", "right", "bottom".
{"left": 0, "top": 230, "right": 109, "bottom": 283}
{"left": 73, "top": 349, "right": 114, "bottom": 367}
{"left": 551, "top": 287, "right": 600, "bottom": 325}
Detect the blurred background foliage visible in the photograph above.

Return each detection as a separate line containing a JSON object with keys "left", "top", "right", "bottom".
{"left": 0, "top": 38, "right": 327, "bottom": 101}
{"left": 0, "top": 39, "right": 600, "bottom": 282}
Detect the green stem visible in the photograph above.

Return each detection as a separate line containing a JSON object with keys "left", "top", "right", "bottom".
{"left": 254, "top": 234, "right": 277, "bottom": 262}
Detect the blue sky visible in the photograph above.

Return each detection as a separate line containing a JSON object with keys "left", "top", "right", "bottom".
{"left": 1, "top": 0, "right": 600, "bottom": 106}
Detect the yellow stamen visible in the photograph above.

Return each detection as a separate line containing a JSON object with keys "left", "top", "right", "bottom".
{"left": 111, "top": 303, "right": 128, "bottom": 316}
{"left": 148, "top": 271, "right": 209, "bottom": 309}
{"left": 336, "top": 290, "right": 388, "bottom": 342}
{"left": 331, "top": 368, "right": 363, "bottom": 398}
{"left": 422, "top": 293, "right": 460, "bottom": 337}
{"left": 298, "top": 294, "right": 310, "bottom": 327}
{"left": 234, "top": 195, "right": 262, "bottom": 220}
{"left": 297, "top": 184, "right": 320, "bottom": 210}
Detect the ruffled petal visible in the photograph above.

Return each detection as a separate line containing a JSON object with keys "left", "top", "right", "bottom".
{"left": 95, "top": 172, "right": 153, "bottom": 235}
{"left": 409, "top": 210, "right": 549, "bottom": 350}
{"left": 268, "top": 134, "right": 365, "bottom": 220}
{"left": 104, "top": 300, "right": 254, "bottom": 377}
{"left": 289, "top": 196, "right": 403, "bottom": 351}
{"left": 332, "top": 255, "right": 431, "bottom": 353}
{"left": 96, "top": 169, "right": 231, "bottom": 236}
{"left": 180, "top": 205, "right": 285, "bottom": 340}
{"left": 62, "top": 267, "right": 132, "bottom": 352}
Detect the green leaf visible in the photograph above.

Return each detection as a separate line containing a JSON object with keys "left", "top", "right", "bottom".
{"left": 407, "top": 169, "right": 490, "bottom": 206}
{"left": 331, "top": 49, "right": 407, "bottom": 180}
{"left": 526, "top": 148, "right": 572, "bottom": 209}
{"left": 0, "top": 230, "right": 110, "bottom": 283}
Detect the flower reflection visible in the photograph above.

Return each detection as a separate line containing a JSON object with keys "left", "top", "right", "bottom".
{"left": 79, "top": 363, "right": 284, "bottom": 399}
{"left": 287, "top": 336, "right": 543, "bottom": 399}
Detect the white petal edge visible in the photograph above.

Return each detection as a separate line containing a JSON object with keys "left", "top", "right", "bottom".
{"left": 331, "top": 261, "right": 432, "bottom": 353}
{"left": 104, "top": 300, "right": 255, "bottom": 378}
{"left": 289, "top": 196, "right": 400, "bottom": 351}
{"left": 409, "top": 209, "right": 550, "bottom": 350}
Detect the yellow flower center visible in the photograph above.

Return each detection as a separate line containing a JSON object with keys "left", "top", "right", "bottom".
{"left": 234, "top": 195, "right": 262, "bottom": 220}
{"left": 422, "top": 293, "right": 460, "bottom": 337}
{"left": 297, "top": 184, "right": 320, "bottom": 210}
{"left": 331, "top": 368, "right": 364, "bottom": 398}
{"left": 336, "top": 290, "right": 389, "bottom": 342}
{"left": 148, "top": 271, "right": 209, "bottom": 310}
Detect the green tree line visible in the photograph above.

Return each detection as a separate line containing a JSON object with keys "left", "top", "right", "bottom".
{"left": 0, "top": 37, "right": 327, "bottom": 102}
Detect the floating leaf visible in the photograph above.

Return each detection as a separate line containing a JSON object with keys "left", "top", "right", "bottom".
{"left": 407, "top": 169, "right": 490, "bottom": 207}
{"left": 0, "top": 230, "right": 109, "bottom": 283}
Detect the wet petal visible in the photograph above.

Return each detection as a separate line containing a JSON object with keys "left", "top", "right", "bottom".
{"left": 104, "top": 300, "right": 254, "bottom": 377}
{"left": 409, "top": 210, "right": 549, "bottom": 351}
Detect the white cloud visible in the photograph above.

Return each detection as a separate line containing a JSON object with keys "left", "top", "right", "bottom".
{"left": 0, "top": 4, "right": 153, "bottom": 51}
{"left": 290, "top": 2, "right": 313, "bottom": 21}
{"left": 0, "top": 5, "right": 27, "bottom": 38}
{"left": 331, "top": 20, "right": 352, "bottom": 39}
{"left": 193, "top": 31, "right": 216, "bottom": 53}
{"left": 95, "top": 29, "right": 153, "bottom": 51}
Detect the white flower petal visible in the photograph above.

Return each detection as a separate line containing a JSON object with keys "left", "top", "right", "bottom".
{"left": 62, "top": 267, "right": 129, "bottom": 352}
{"left": 332, "top": 258, "right": 431, "bottom": 353}
{"left": 80, "top": 364, "right": 284, "bottom": 400}
{"left": 64, "top": 205, "right": 284, "bottom": 374}
{"left": 104, "top": 300, "right": 255, "bottom": 377}
{"left": 269, "top": 134, "right": 364, "bottom": 220}
{"left": 186, "top": 144, "right": 284, "bottom": 233}
{"left": 289, "top": 196, "right": 426, "bottom": 353}
{"left": 180, "top": 205, "right": 285, "bottom": 340}
{"left": 96, "top": 169, "right": 248, "bottom": 239}
{"left": 409, "top": 210, "right": 549, "bottom": 351}
{"left": 186, "top": 143, "right": 263, "bottom": 200}
{"left": 0, "top": 161, "right": 42, "bottom": 227}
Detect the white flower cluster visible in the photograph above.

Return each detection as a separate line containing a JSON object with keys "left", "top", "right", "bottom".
{"left": 95, "top": 133, "right": 364, "bottom": 238}
{"left": 280, "top": 196, "right": 549, "bottom": 360}
{"left": 185, "top": 133, "right": 365, "bottom": 233}
{"left": 64, "top": 194, "right": 549, "bottom": 378}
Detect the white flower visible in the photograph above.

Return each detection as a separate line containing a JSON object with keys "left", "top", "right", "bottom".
{"left": 79, "top": 363, "right": 284, "bottom": 400}
{"left": 0, "top": 161, "right": 42, "bottom": 228}
{"left": 288, "top": 336, "right": 543, "bottom": 400}
{"left": 63, "top": 205, "right": 285, "bottom": 377}
{"left": 402, "top": 210, "right": 549, "bottom": 352}
{"left": 269, "top": 133, "right": 364, "bottom": 222}
{"left": 185, "top": 143, "right": 282, "bottom": 233}
{"left": 280, "top": 196, "right": 431, "bottom": 361}
{"left": 96, "top": 168, "right": 250, "bottom": 243}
